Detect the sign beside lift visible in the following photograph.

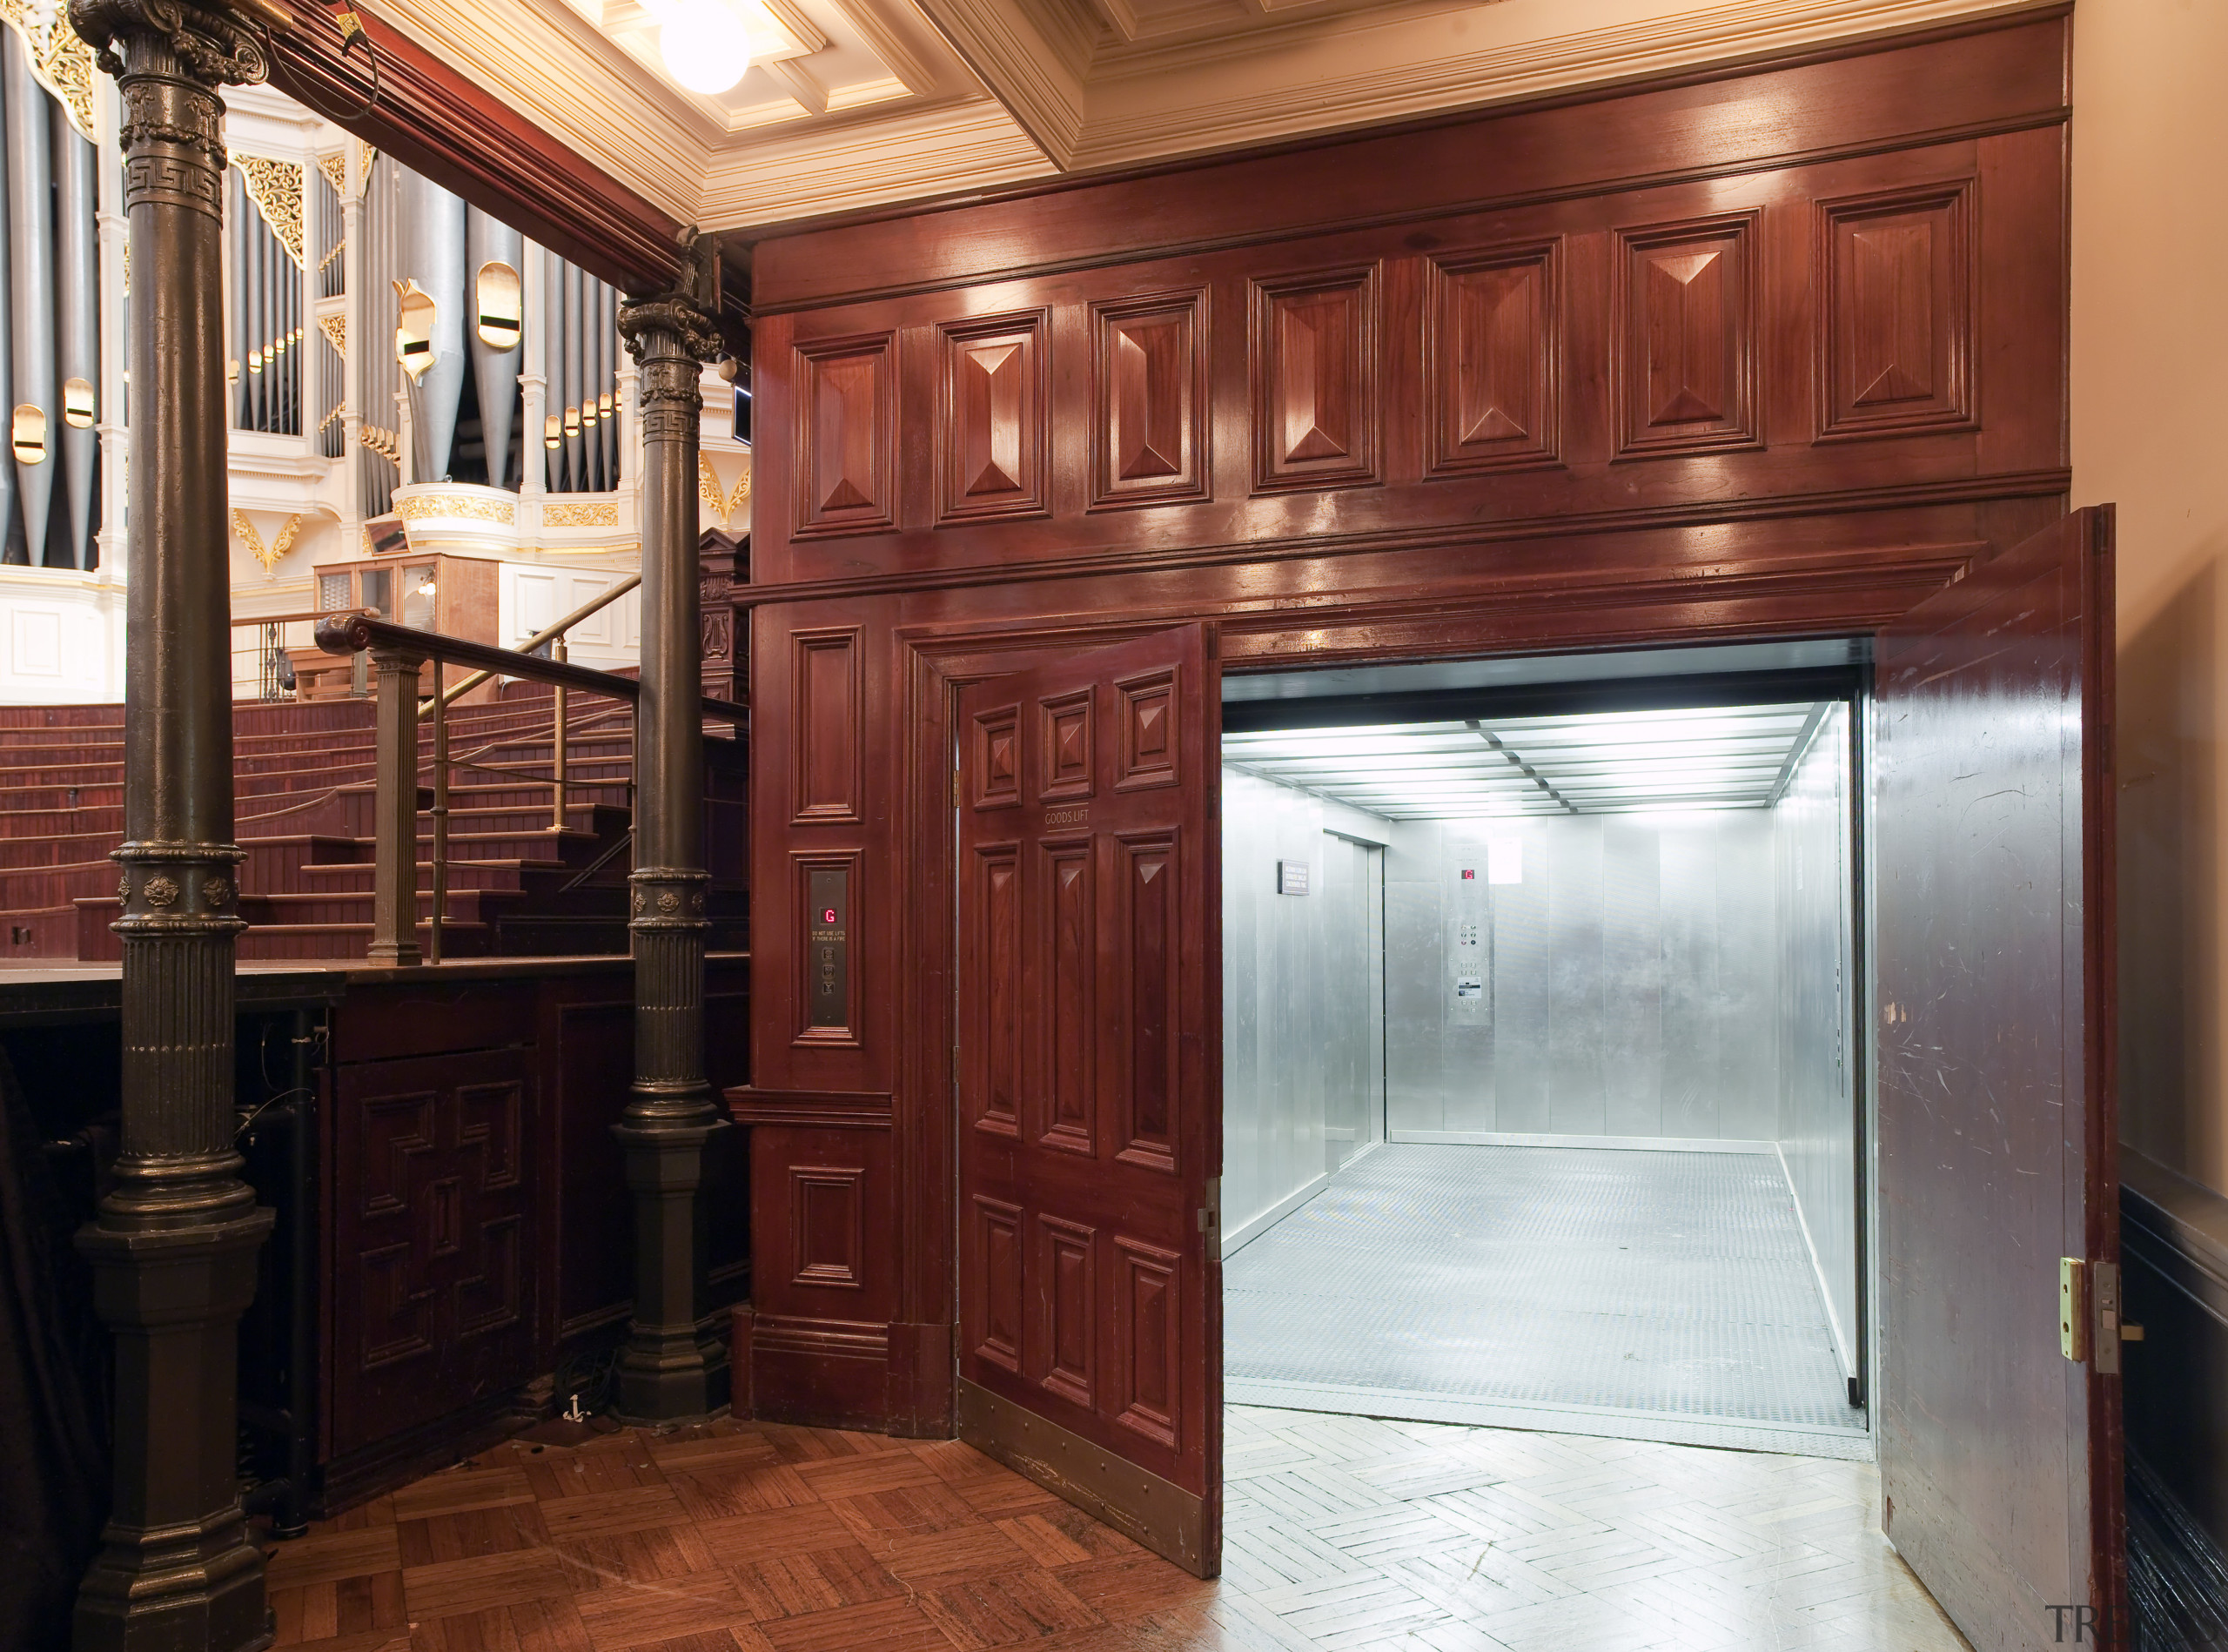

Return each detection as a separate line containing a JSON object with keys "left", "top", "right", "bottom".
{"left": 1278, "top": 859, "right": 1310, "bottom": 895}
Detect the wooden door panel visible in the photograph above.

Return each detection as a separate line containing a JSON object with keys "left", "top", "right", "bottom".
{"left": 1874, "top": 507, "right": 2123, "bottom": 1650}
{"left": 957, "top": 625, "right": 1220, "bottom": 1577}
{"left": 332, "top": 1047, "right": 537, "bottom": 1456}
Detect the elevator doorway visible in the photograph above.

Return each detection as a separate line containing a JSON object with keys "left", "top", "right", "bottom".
{"left": 1218, "top": 642, "right": 1869, "bottom": 1460}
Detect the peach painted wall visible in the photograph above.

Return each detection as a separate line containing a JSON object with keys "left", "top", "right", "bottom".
{"left": 2073, "top": 0, "right": 2228, "bottom": 1192}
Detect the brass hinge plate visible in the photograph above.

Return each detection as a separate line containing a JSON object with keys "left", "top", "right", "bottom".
{"left": 2061, "top": 1257, "right": 2088, "bottom": 1362}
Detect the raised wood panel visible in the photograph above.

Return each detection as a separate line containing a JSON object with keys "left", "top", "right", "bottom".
{"left": 1116, "top": 667, "right": 1181, "bottom": 793}
{"left": 794, "top": 334, "right": 896, "bottom": 540}
{"left": 1039, "top": 686, "right": 1096, "bottom": 803}
{"left": 1614, "top": 212, "right": 1762, "bottom": 460}
{"left": 972, "top": 1196, "right": 1023, "bottom": 1373}
{"left": 1117, "top": 833, "right": 1178, "bottom": 1174}
{"left": 1819, "top": 181, "right": 1976, "bottom": 442}
{"left": 789, "top": 1165, "right": 867, "bottom": 1291}
{"left": 790, "top": 627, "right": 862, "bottom": 824}
{"left": 938, "top": 310, "right": 1051, "bottom": 527}
{"left": 332, "top": 1048, "right": 536, "bottom": 1458}
{"left": 971, "top": 702, "right": 1023, "bottom": 811}
{"left": 970, "top": 847, "right": 1023, "bottom": 1139}
{"left": 1426, "top": 239, "right": 1560, "bottom": 476}
{"left": 1251, "top": 265, "right": 1379, "bottom": 493}
{"left": 748, "top": 1122, "right": 897, "bottom": 1326}
{"left": 1091, "top": 290, "right": 1211, "bottom": 510}
{"left": 1042, "top": 840, "right": 1097, "bottom": 1157}
{"left": 1114, "top": 1237, "right": 1181, "bottom": 1450}
{"left": 1037, "top": 1213, "right": 1098, "bottom": 1408}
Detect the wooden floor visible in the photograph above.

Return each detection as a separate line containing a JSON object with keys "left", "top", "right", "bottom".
{"left": 267, "top": 1407, "right": 1970, "bottom": 1652}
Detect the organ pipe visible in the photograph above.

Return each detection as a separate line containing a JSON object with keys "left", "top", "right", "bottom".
{"left": 398, "top": 168, "right": 466, "bottom": 480}
{"left": 0, "top": 57, "right": 16, "bottom": 563}
{"left": 465, "top": 204, "right": 521, "bottom": 489}
{"left": 563, "top": 260, "right": 583, "bottom": 493}
{"left": 55, "top": 104, "right": 97, "bottom": 569}
{"left": 6, "top": 29, "right": 56, "bottom": 562}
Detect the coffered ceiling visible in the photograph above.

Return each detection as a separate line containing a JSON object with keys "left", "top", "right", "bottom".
{"left": 356, "top": 0, "right": 2030, "bottom": 234}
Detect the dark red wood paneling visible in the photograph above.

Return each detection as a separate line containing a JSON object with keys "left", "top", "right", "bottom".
{"left": 331, "top": 1045, "right": 536, "bottom": 1457}
{"left": 728, "top": 10, "right": 2073, "bottom": 1459}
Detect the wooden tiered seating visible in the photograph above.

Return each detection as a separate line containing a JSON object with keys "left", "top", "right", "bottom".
{"left": 0, "top": 687, "right": 745, "bottom": 961}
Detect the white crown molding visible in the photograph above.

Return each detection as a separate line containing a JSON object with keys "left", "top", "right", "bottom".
{"left": 909, "top": 0, "right": 1089, "bottom": 165}
{"left": 1070, "top": 0, "right": 2042, "bottom": 170}
{"left": 698, "top": 98, "right": 1055, "bottom": 228}
{"left": 365, "top": 0, "right": 2041, "bottom": 240}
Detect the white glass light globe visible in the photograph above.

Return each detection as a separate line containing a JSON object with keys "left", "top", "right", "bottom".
{"left": 660, "top": 0, "right": 750, "bottom": 95}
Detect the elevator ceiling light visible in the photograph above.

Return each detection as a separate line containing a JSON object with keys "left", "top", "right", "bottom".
{"left": 475, "top": 260, "right": 523, "bottom": 351}
{"left": 11, "top": 406, "right": 47, "bottom": 465}
{"left": 1223, "top": 702, "right": 1829, "bottom": 820}
{"left": 657, "top": 0, "right": 753, "bottom": 94}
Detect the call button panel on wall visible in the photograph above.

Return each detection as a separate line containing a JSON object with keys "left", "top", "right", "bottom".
{"left": 807, "top": 867, "right": 849, "bottom": 1029}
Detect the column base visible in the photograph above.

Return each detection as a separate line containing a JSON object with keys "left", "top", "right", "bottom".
{"left": 74, "top": 1208, "right": 276, "bottom": 1652}
{"left": 611, "top": 1311, "right": 734, "bottom": 1426}
{"left": 611, "top": 1113, "right": 730, "bottom": 1425}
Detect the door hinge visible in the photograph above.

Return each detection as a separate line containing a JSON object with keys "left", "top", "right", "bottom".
{"left": 2064, "top": 1258, "right": 2133, "bottom": 1371}
{"left": 1197, "top": 1176, "right": 1221, "bottom": 1239}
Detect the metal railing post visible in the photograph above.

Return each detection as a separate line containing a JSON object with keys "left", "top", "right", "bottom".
{"left": 430, "top": 660, "right": 448, "bottom": 965}
{"left": 367, "top": 644, "right": 423, "bottom": 965}
{"left": 552, "top": 638, "right": 569, "bottom": 832}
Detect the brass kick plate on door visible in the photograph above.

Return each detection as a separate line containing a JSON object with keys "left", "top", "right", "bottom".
{"left": 2060, "top": 1258, "right": 2087, "bottom": 1362}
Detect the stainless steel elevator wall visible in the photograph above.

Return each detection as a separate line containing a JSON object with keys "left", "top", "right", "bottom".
{"left": 1221, "top": 769, "right": 1387, "bottom": 1251}
{"left": 1386, "top": 813, "right": 1781, "bottom": 1143}
{"left": 1772, "top": 703, "right": 1859, "bottom": 1375}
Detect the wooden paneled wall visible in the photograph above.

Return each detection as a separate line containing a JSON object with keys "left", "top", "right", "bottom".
{"left": 320, "top": 959, "right": 750, "bottom": 1509}
{"left": 727, "top": 9, "right": 2073, "bottom": 1437}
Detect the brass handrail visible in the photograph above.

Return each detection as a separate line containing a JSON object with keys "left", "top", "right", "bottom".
{"left": 314, "top": 614, "right": 743, "bottom": 965}
{"left": 425, "top": 573, "right": 643, "bottom": 711}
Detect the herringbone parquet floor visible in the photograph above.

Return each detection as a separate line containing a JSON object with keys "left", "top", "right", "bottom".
{"left": 266, "top": 1406, "right": 1970, "bottom": 1652}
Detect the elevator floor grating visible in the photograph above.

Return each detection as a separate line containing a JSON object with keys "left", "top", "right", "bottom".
{"left": 1225, "top": 1143, "right": 1872, "bottom": 1458}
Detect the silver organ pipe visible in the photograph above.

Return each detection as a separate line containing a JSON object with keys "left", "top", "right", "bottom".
{"left": 55, "top": 104, "right": 97, "bottom": 570}
{"left": 339, "top": 152, "right": 625, "bottom": 509}
{"left": 464, "top": 204, "right": 521, "bottom": 489}
{"left": 0, "top": 52, "right": 17, "bottom": 564}
{"left": 6, "top": 29, "right": 57, "bottom": 563}
{"left": 398, "top": 168, "right": 466, "bottom": 480}
{"left": 562, "top": 259, "right": 583, "bottom": 493}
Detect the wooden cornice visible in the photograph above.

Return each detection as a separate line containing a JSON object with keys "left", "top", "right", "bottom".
{"left": 259, "top": 0, "right": 694, "bottom": 297}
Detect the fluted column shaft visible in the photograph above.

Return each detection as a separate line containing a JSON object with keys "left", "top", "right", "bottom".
{"left": 612, "top": 251, "right": 729, "bottom": 1422}
{"left": 66, "top": 1, "right": 274, "bottom": 1647}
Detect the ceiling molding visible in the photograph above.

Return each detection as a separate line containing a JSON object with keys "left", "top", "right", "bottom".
{"left": 265, "top": 0, "right": 690, "bottom": 291}
{"left": 699, "top": 99, "right": 1054, "bottom": 228}
{"left": 318, "top": 0, "right": 2038, "bottom": 256}
{"left": 913, "top": 0, "right": 1088, "bottom": 165}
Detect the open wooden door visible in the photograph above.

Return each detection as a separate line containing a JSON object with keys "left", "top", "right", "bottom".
{"left": 1875, "top": 507, "right": 2124, "bottom": 1651}
{"left": 955, "top": 625, "right": 1222, "bottom": 1576}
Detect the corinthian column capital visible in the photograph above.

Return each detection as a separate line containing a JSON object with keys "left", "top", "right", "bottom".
{"left": 71, "top": 0, "right": 272, "bottom": 89}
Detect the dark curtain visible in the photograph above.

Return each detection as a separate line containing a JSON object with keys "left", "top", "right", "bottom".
{"left": 0, "top": 1050, "right": 109, "bottom": 1650}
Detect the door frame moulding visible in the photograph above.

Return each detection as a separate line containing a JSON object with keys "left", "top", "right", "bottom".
{"left": 886, "top": 543, "right": 1986, "bottom": 1438}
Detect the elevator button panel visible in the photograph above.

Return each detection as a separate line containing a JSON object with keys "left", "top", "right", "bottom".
{"left": 807, "top": 867, "right": 849, "bottom": 1029}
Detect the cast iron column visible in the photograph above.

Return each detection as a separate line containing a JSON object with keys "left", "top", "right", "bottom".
{"left": 612, "top": 236, "right": 731, "bottom": 1421}
{"left": 67, "top": 1, "right": 274, "bottom": 1648}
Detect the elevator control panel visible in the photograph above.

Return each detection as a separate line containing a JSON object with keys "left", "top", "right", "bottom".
{"left": 806, "top": 868, "right": 849, "bottom": 1029}
{"left": 1452, "top": 863, "right": 1487, "bottom": 1019}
